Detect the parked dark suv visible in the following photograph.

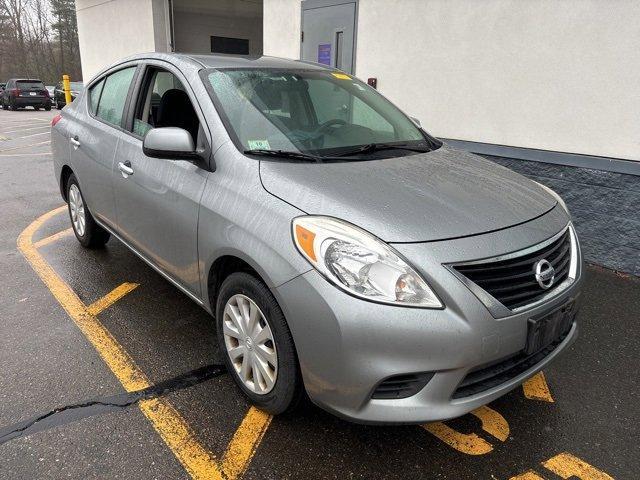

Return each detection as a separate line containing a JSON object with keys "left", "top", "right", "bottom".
{"left": 1, "top": 79, "right": 52, "bottom": 111}
{"left": 54, "top": 81, "right": 83, "bottom": 109}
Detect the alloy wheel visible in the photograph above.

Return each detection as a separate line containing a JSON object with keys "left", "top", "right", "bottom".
{"left": 69, "top": 184, "right": 86, "bottom": 237}
{"left": 223, "top": 294, "right": 278, "bottom": 394}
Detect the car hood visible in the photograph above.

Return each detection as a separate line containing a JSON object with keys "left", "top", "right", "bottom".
{"left": 259, "top": 145, "right": 557, "bottom": 243}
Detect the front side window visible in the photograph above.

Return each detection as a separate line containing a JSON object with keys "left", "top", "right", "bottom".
{"left": 95, "top": 67, "right": 136, "bottom": 127}
{"left": 132, "top": 67, "right": 199, "bottom": 141}
{"left": 205, "top": 68, "right": 435, "bottom": 159}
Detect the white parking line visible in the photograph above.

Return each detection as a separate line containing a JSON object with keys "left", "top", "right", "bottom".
{"left": 11, "top": 131, "right": 51, "bottom": 140}
{"left": 0, "top": 117, "right": 49, "bottom": 122}
{"left": 0, "top": 152, "right": 51, "bottom": 157}
{"left": 0, "top": 118, "right": 49, "bottom": 126}
{"left": 0, "top": 125, "right": 50, "bottom": 134}
{"left": 0, "top": 140, "right": 50, "bottom": 153}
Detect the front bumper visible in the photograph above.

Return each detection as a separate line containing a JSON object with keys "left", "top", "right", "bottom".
{"left": 275, "top": 205, "right": 583, "bottom": 424}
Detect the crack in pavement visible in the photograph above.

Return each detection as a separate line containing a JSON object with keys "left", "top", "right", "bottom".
{"left": 0, "top": 364, "right": 226, "bottom": 446}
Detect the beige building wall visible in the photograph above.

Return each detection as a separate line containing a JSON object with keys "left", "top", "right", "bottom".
{"left": 173, "top": 11, "right": 263, "bottom": 55}
{"left": 76, "top": 0, "right": 169, "bottom": 81}
{"left": 263, "top": 0, "right": 300, "bottom": 59}
{"left": 264, "top": 0, "right": 640, "bottom": 161}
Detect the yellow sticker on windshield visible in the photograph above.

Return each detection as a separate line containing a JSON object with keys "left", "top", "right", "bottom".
{"left": 331, "top": 73, "right": 351, "bottom": 80}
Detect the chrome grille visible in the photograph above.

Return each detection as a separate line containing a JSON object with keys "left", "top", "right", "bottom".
{"left": 453, "top": 228, "right": 573, "bottom": 311}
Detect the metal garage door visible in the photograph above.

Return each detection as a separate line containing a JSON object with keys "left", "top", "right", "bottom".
{"left": 301, "top": 0, "right": 357, "bottom": 74}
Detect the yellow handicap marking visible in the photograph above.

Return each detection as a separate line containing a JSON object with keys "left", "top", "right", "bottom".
{"left": 18, "top": 206, "right": 273, "bottom": 480}
{"left": 543, "top": 452, "right": 614, "bottom": 480}
{"left": 423, "top": 405, "right": 509, "bottom": 455}
{"left": 509, "top": 452, "right": 614, "bottom": 479}
{"left": 523, "top": 372, "right": 554, "bottom": 402}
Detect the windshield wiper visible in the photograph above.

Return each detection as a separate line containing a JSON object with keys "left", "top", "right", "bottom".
{"left": 244, "top": 149, "right": 322, "bottom": 163}
{"left": 334, "top": 142, "right": 432, "bottom": 157}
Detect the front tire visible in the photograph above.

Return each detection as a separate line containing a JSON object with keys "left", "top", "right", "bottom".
{"left": 216, "top": 272, "right": 302, "bottom": 415}
{"left": 66, "top": 174, "right": 110, "bottom": 249}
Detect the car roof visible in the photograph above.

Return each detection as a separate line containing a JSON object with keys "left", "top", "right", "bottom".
{"left": 122, "top": 52, "right": 335, "bottom": 72}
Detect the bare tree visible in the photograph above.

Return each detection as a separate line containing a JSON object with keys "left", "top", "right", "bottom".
{"left": 0, "top": 0, "right": 81, "bottom": 83}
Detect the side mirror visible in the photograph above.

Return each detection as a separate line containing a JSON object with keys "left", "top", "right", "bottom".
{"left": 143, "top": 127, "right": 197, "bottom": 160}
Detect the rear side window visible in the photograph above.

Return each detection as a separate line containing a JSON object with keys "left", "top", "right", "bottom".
{"left": 95, "top": 67, "right": 136, "bottom": 127}
{"left": 88, "top": 79, "right": 105, "bottom": 115}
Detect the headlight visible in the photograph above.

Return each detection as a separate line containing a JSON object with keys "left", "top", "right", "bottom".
{"left": 292, "top": 216, "right": 443, "bottom": 308}
{"left": 534, "top": 181, "right": 569, "bottom": 213}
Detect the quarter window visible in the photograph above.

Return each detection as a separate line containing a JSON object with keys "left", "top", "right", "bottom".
{"left": 95, "top": 67, "right": 136, "bottom": 127}
{"left": 88, "top": 78, "right": 105, "bottom": 115}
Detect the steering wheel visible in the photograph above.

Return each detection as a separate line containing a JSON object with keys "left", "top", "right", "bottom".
{"left": 311, "top": 118, "right": 348, "bottom": 137}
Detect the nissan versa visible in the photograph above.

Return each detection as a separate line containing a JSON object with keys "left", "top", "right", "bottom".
{"left": 51, "top": 53, "right": 582, "bottom": 424}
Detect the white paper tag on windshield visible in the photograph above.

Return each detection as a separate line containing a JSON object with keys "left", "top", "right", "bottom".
{"left": 248, "top": 139, "right": 271, "bottom": 150}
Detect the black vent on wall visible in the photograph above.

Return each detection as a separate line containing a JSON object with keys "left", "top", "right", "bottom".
{"left": 211, "top": 36, "right": 249, "bottom": 55}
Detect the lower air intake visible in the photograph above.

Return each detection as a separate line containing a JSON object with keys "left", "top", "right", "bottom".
{"left": 371, "top": 373, "right": 434, "bottom": 400}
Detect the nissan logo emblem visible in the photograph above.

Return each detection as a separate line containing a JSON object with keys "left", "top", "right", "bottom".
{"left": 534, "top": 259, "right": 555, "bottom": 289}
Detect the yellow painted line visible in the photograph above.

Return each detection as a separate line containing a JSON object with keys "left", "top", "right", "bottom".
{"left": 423, "top": 421, "right": 493, "bottom": 455}
{"left": 543, "top": 452, "right": 614, "bottom": 480}
{"left": 0, "top": 135, "right": 7, "bottom": 141}
{"left": 509, "top": 471, "right": 546, "bottom": 480}
{"left": 221, "top": 408, "right": 273, "bottom": 480}
{"left": 18, "top": 207, "right": 272, "bottom": 480}
{"left": 33, "top": 227, "right": 73, "bottom": 248}
{"left": 523, "top": 372, "right": 554, "bottom": 402}
{"left": 87, "top": 282, "right": 139, "bottom": 316}
{"left": 471, "top": 405, "right": 509, "bottom": 441}
{"left": 422, "top": 405, "right": 509, "bottom": 455}
{"left": 0, "top": 139, "right": 50, "bottom": 153}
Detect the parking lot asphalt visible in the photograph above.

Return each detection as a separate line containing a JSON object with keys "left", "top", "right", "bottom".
{"left": 0, "top": 107, "right": 637, "bottom": 479}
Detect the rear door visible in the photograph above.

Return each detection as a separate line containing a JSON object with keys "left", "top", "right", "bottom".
{"left": 69, "top": 65, "right": 138, "bottom": 229}
{"left": 112, "top": 62, "right": 210, "bottom": 297}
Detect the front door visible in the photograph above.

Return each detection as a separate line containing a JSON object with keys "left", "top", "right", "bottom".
{"left": 113, "top": 65, "right": 209, "bottom": 297}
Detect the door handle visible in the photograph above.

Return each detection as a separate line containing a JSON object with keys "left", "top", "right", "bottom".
{"left": 118, "top": 161, "right": 134, "bottom": 177}
{"left": 70, "top": 136, "right": 80, "bottom": 147}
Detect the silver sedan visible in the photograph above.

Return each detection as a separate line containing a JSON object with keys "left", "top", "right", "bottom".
{"left": 51, "top": 53, "right": 582, "bottom": 424}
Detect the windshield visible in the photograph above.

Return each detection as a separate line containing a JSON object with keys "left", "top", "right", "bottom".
{"left": 204, "top": 68, "right": 438, "bottom": 158}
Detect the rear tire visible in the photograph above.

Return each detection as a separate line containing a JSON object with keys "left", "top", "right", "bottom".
{"left": 216, "top": 272, "right": 302, "bottom": 415}
{"left": 2, "top": 102, "right": 7, "bottom": 110}
{"left": 10, "top": 100, "right": 17, "bottom": 111}
{"left": 66, "top": 173, "right": 110, "bottom": 249}
{"left": 44, "top": 105, "right": 51, "bottom": 111}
